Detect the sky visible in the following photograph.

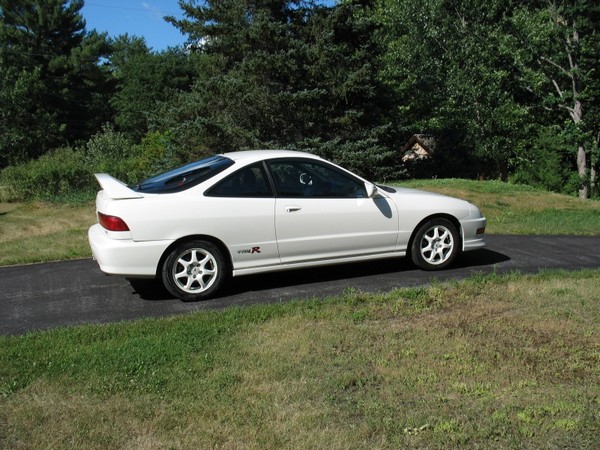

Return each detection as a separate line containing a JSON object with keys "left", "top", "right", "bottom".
{"left": 81, "top": 1, "right": 337, "bottom": 52}
{"left": 81, "top": 1, "right": 187, "bottom": 51}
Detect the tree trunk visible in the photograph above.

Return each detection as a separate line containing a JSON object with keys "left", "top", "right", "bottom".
{"left": 570, "top": 99, "right": 588, "bottom": 199}
{"left": 577, "top": 143, "right": 588, "bottom": 199}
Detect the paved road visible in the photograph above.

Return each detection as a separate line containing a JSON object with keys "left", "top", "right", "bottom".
{"left": 2, "top": 235, "right": 600, "bottom": 336}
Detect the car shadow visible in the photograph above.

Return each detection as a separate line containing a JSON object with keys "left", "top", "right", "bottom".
{"left": 225, "top": 248, "right": 510, "bottom": 296}
{"left": 129, "top": 248, "right": 510, "bottom": 302}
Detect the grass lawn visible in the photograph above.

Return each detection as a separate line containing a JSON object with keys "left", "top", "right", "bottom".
{"left": 0, "top": 202, "right": 96, "bottom": 266}
{"left": 1, "top": 271, "right": 599, "bottom": 448}
{"left": 1, "top": 180, "right": 599, "bottom": 448}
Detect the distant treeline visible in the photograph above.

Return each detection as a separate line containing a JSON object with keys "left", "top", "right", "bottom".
{"left": 1, "top": 0, "right": 599, "bottom": 199}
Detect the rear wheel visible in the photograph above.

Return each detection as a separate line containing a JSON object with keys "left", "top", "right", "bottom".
{"left": 411, "top": 218, "right": 460, "bottom": 270}
{"left": 162, "top": 240, "right": 227, "bottom": 301}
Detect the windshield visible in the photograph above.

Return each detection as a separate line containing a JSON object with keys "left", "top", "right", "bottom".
{"left": 131, "top": 155, "right": 234, "bottom": 193}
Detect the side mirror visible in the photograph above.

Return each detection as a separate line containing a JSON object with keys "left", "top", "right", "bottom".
{"left": 365, "top": 182, "right": 378, "bottom": 198}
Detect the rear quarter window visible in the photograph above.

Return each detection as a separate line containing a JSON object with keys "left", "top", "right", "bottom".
{"left": 131, "top": 156, "right": 234, "bottom": 194}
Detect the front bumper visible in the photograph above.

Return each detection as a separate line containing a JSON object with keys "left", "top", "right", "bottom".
{"left": 88, "top": 224, "right": 174, "bottom": 277}
{"left": 461, "top": 216, "right": 487, "bottom": 251}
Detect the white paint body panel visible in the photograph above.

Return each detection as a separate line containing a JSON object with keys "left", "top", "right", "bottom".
{"left": 275, "top": 196, "right": 399, "bottom": 264}
{"left": 89, "top": 150, "right": 486, "bottom": 278}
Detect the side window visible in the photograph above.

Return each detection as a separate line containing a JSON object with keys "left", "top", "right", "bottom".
{"left": 206, "top": 163, "right": 273, "bottom": 197}
{"left": 267, "top": 160, "right": 367, "bottom": 198}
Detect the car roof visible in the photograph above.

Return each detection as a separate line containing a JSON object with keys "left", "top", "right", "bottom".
{"left": 221, "top": 149, "right": 322, "bottom": 162}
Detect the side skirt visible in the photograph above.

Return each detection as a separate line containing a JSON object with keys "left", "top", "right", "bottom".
{"left": 232, "top": 251, "right": 406, "bottom": 277}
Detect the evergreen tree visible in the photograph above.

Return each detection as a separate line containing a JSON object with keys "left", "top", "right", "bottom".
{"left": 0, "top": 0, "right": 111, "bottom": 165}
{"left": 296, "top": 0, "right": 399, "bottom": 179}
{"left": 158, "top": 0, "right": 399, "bottom": 179}
{"left": 109, "top": 35, "right": 196, "bottom": 142}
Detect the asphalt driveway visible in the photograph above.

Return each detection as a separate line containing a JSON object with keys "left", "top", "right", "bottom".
{"left": 1, "top": 235, "right": 600, "bottom": 335}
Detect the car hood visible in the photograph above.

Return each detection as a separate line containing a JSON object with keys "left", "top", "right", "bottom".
{"left": 387, "top": 186, "right": 460, "bottom": 201}
{"left": 385, "top": 186, "right": 473, "bottom": 216}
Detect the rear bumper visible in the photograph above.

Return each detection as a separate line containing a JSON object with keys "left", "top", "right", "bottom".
{"left": 88, "top": 224, "right": 173, "bottom": 277}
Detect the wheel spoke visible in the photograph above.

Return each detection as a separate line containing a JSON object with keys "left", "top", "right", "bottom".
{"left": 175, "top": 272, "right": 189, "bottom": 283}
{"left": 171, "top": 248, "right": 218, "bottom": 293}
{"left": 420, "top": 225, "right": 454, "bottom": 265}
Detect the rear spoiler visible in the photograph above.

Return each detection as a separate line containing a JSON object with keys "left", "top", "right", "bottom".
{"left": 95, "top": 174, "right": 143, "bottom": 199}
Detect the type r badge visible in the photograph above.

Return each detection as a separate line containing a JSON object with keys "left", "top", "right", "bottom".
{"left": 238, "top": 247, "right": 261, "bottom": 254}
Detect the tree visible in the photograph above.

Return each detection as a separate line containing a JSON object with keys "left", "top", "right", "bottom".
{"left": 0, "top": 61, "right": 59, "bottom": 166}
{"left": 510, "top": 0, "right": 600, "bottom": 198}
{"left": 109, "top": 35, "right": 197, "bottom": 142}
{"left": 0, "top": 0, "right": 111, "bottom": 165}
{"left": 161, "top": 0, "right": 318, "bottom": 155}
{"left": 158, "top": 0, "right": 399, "bottom": 179}
{"left": 379, "top": 0, "right": 532, "bottom": 180}
{"left": 295, "top": 0, "right": 400, "bottom": 179}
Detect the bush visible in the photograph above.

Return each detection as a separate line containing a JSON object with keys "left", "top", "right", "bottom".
{"left": 85, "top": 127, "right": 181, "bottom": 185}
{"left": 121, "top": 131, "right": 181, "bottom": 183}
{"left": 84, "top": 124, "right": 133, "bottom": 181}
{"left": 510, "top": 127, "right": 576, "bottom": 195}
{"left": 0, "top": 128, "right": 183, "bottom": 202}
{"left": 0, "top": 147, "right": 94, "bottom": 201}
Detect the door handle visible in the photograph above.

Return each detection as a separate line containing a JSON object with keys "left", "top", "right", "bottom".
{"left": 285, "top": 206, "right": 302, "bottom": 213}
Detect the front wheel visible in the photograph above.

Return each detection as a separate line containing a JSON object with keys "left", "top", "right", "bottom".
{"left": 162, "top": 240, "right": 228, "bottom": 301}
{"left": 411, "top": 218, "right": 460, "bottom": 270}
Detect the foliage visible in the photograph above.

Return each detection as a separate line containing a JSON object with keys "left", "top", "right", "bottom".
{"left": 507, "top": 0, "right": 600, "bottom": 198}
{"left": 160, "top": 0, "right": 400, "bottom": 180}
{"left": 0, "top": 148, "right": 93, "bottom": 201}
{"left": 379, "top": 0, "right": 600, "bottom": 196}
{"left": 0, "top": 127, "right": 180, "bottom": 201}
{"left": 379, "top": 0, "right": 533, "bottom": 180}
{"left": 510, "top": 126, "right": 579, "bottom": 194}
{"left": 0, "top": 0, "right": 113, "bottom": 166}
{"left": 0, "top": 62, "right": 60, "bottom": 166}
{"left": 1, "top": 0, "right": 599, "bottom": 197}
{"left": 109, "top": 35, "right": 197, "bottom": 141}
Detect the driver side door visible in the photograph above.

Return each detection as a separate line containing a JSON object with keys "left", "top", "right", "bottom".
{"left": 267, "top": 159, "right": 399, "bottom": 264}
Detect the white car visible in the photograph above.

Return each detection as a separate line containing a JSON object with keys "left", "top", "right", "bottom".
{"left": 89, "top": 150, "right": 486, "bottom": 301}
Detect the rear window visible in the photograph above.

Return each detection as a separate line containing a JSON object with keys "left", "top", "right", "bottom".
{"left": 130, "top": 156, "right": 234, "bottom": 193}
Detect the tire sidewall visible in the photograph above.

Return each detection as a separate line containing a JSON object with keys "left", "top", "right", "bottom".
{"left": 410, "top": 218, "right": 460, "bottom": 271}
{"left": 162, "top": 240, "right": 228, "bottom": 301}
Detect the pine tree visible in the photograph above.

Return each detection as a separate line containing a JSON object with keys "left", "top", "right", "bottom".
{"left": 109, "top": 35, "right": 196, "bottom": 142}
{"left": 158, "top": 0, "right": 399, "bottom": 179}
{"left": 0, "top": 0, "right": 111, "bottom": 165}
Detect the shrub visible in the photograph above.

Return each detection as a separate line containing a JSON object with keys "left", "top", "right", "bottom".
{"left": 84, "top": 124, "right": 133, "bottom": 181}
{"left": 510, "top": 127, "right": 576, "bottom": 195}
{"left": 121, "top": 131, "right": 181, "bottom": 184}
{"left": 0, "top": 129, "right": 184, "bottom": 202}
{"left": 0, "top": 147, "right": 94, "bottom": 201}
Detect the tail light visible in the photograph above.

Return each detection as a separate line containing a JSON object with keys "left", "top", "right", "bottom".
{"left": 98, "top": 212, "right": 130, "bottom": 232}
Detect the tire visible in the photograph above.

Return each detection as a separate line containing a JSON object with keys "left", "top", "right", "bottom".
{"left": 410, "top": 218, "right": 460, "bottom": 270}
{"left": 162, "top": 240, "right": 228, "bottom": 301}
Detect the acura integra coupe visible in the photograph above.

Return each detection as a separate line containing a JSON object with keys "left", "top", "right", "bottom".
{"left": 89, "top": 150, "right": 486, "bottom": 301}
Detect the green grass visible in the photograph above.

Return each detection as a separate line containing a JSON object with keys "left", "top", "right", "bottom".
{"left": 1, "top": 270, "right": 599, "bottom": 448}
{"left": 1, "top": 179, "right": 599, "bottom": 267}
{"left": 0, "top": 202, "right": 95, "bottom": 265}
